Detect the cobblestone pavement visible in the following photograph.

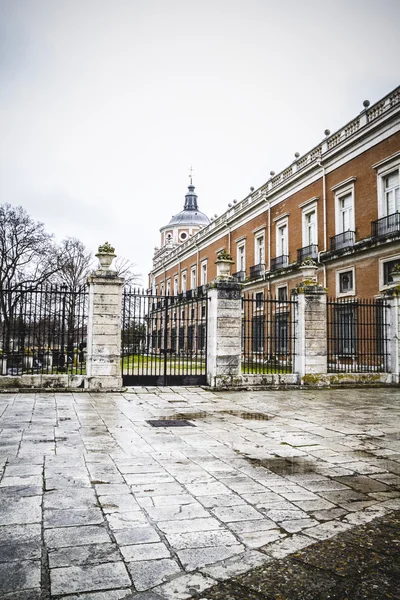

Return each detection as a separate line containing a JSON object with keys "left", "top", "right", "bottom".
{"left": 0, "top": 387, "right": 399, "bottom": 599}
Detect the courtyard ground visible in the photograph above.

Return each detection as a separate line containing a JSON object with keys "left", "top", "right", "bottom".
{"left": 0, "top": 386, "right": 399, "bottom": 599}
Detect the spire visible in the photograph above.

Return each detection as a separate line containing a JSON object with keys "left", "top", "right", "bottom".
{"left": 184, "top": 167, "right": 198, "bottom": 211}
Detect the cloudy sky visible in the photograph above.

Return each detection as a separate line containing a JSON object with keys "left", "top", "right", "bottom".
{"left": 0, "top": 0, "right": 399, "bottom": 284}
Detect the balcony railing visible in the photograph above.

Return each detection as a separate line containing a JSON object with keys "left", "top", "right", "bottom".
{"left": 330, "top": 231, "right": 355, "bottom": 252}
{"left": 297, "top": 244, "right": 318, "bottom": 263}
{"left": 249, "top": 263, "right": 265, "bottom": 280}
{"left": 232, "top": 270, "right": 246, "bottom": 282}
{"left": 197, "top": 285, "right": 205, "bottom": 297}
{"left": 271, "top": 255, "right": 289, "bottom": 271}
{"left": 185, "top": 289, "right": 193, "bottom": 299}
{"left": 371, "top": 213, "right": 400, "bottom": 238}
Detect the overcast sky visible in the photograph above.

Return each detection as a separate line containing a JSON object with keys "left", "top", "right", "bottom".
{"left": 0, "top": 0, "right": 399, "bottom": 284}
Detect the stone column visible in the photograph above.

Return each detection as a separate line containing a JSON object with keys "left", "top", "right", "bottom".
{"left": 85, "top": 265, "right": 124, "bottom": 390}
{"left": 385, "top": 289, "right": 400, "bottom": 383}
{"left": 293, "top": 282, "right": 327, "bottom": 383}
{"left": 206, "top": 280, "right": 242, "bottom": 388}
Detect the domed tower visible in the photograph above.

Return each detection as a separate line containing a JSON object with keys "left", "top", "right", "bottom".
{"left": 155, "top": 179, "right": 210, "bottom": 253}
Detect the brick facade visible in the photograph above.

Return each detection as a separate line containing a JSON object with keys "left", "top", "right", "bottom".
{"left": 150, "top": 87, "right": 400, "bottom": 301}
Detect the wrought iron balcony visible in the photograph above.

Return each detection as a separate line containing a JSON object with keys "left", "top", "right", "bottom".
{"left": 330, "top": 231, "right": 355, "bottom": 252}
{"left": 197, "top": 285, "right": 205, "bottom": 297}
{"left": 185, "top": 289, "right": 193, "bottom": 299}
{"left": 249, "top": 263, "right": 265, "bottom": 280}
{"left": 297, "top": 244, "right": 318, "bottom": 263}
{"left": 271, "top": 255, "right": 289, "bottom": 271}
{"left": 371, "top": 213, "right": 400, "bottom": 238}
{"left": 232, "top": 270, "right": 246, "bottom": 282}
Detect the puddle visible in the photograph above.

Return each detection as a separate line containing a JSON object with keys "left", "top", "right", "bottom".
{"left": 156, "top": 411, "right": 273, "bottom": 422}
{"left": 147, "top": 419, "right": 196, "bottom": 428}
{"left": 348, "top": 450, "right": 374, "bottom": 458}
{"left": 246, "top": 456, "right": 317, "bottom": 475}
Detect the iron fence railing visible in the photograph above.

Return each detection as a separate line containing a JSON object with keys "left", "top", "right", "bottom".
{"left": 232, "top": 270, "right": 246, "bottom": 282}
{"left": 271, "top": 255, "right": 289, "bottom": 270}
{"left": 0, "top": 284, "right": 88, "bottom": 376}
{"left": 327, "top": 297, "right": 390, "bottom": 373}
{"left": 297, "top": 244, "right": 318, "bottom": 263}
{"left": 242, "top": 293, "right": 297, "bottom": 374}
{"left": 249, "top": 263, "right": 265, "bottom": 280}
{"left": 330, "top": 230, "right": 356, "bottom": 252}
{"left": 371, "top": 213, "right": 400, "bottom": 238}
{"left": 121, "top": 288, "right": 208, "bottom": 385}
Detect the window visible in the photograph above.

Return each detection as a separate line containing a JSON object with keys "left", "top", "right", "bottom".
{"left": 252, "top": 315, "right": 264, "bottom": 353}
{"left": 334, "top": 305, "right": 356, "bottom": 355}
{"left": 337, "top": 270, "right": 354, "bottom": 295}
{"left": 275, "top": 314, "right": 289, "bottom": 354}
{"left": 191, "top": 267, "right": 196, "bottom": 290}
{"left": 201, "top": 261, "right": 207, "bottom": 285}
{"left": 277, "top": 286, "right": 288, "bottom": 301}
{"left": 276, "top": 222, "right": 288, "bottom": 256}
{"left": 188, "top": 325, "right": 195, "bottom": 352}
{"left": 255, "top": 292, "right": 264, "bottom": 309}
{"left": 171, "top": 328, "right": 177, "bottom": 350}
{"left": 303, "top": 207, "right": 317, "bottom": 246}
{"left": 178, "top": 327, "right": 184, "bottom": 350}
{"left": 181, "top": 272, "right": 187, "bottom": 293}
{"left": 382, "top": 257, "right": 400, "bottom": 287}
{"left": 198, "top": 324, "right": 206, "bottom": 351}
{"left": 180, "top": 232, "right": 187, "bottom": 241}
{"left": 375, "top": 154, "right": 400, "bottom": 218}
{"left": 255, "top": 235, "right": 265, "bottom": 265}
{"left": 237, "top": 244, "right": 246, "bottom": 272}
{"left": 384, "top": 170, "right": 400, "bottom": 215}
{"left": 166, "top": 280, "right": 171, "bottom": 296}
{"left": 334, "top": 183, "right": 355, "bottom": 234}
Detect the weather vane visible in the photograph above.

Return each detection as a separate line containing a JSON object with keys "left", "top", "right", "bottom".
{"left": 189, "top": 165, "right": 194, "bottom": 185}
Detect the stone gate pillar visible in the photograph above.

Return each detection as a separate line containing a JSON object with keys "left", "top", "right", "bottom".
{"left": 206, "top": 280, "right": 243, "bottom": 388}
{"left": 293, "top": 282, "right": 327, "bottom": 383}
{"left": 384, "top": 288, "right": 400, "bottom": 383}
{"left": 85, "top": 260, "right": 124, "bottom": 390}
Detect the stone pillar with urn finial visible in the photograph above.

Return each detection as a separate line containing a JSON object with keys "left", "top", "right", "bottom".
{"left": 85, "top": 242, "right": 124, "bottom": 390}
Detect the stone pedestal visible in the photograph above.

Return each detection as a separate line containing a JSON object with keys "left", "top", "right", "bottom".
{"left": 293, "top": 283, "right": 327, "bottom": 383}
{"left": 85, "top": 269, "right": 124, "bottom": 390}
{"left": 206, "top": 280, "right": 243, "bottom": 387}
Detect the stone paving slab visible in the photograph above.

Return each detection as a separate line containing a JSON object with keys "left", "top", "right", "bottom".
{"left": 0, "top": 387, "right": 400, "bottom": 598}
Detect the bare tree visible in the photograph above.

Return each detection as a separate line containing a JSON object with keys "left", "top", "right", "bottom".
{"left": 0, "top": 203, "right": 58, "bottom": 290}
{"left": 0, "top": 204, "right": 59, "bottom": 350}
{"left": 54, "top": 237, "right": 93, "bottom": 289}
{"left": 113, "top": 256, "right": 141, "bottom": 287}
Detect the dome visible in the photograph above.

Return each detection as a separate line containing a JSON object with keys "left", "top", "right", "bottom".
{"left": 168, "top": 209, "right": 210, "bottom": 227}
{"left": 167, "top": 183, "right": 210, "bottom": 228}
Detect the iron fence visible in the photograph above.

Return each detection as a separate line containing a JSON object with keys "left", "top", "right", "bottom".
{"left": 242, "top": 292, "right": 297, "bottom": 374}
{"left": 121, "top": 288, "right": 208, "bottom": 385}
{"left": 0, "top": 284, "right": 88, "bottom": 376}
{"left": 327, "top": 297, "right": 390, "bottom": 373}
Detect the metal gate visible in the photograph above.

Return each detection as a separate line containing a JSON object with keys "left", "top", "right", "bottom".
{"left": 121, "top": 288, "right": 208, "bottom": 386}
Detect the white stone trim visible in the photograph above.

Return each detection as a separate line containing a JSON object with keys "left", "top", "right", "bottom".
{"left": 373, "top": 150, "right": 400, "bottom": 170}
{"left": 298, "top": 196, "right": 319, "bottom": 209}
{"left": 336, "top": 266, "right": 356, "bottom": 297}
{"left": 330, "top": 176, "right": 357, "bottom": 192}
{"left": 273, "top": 212, "right": 290, "bottom": 223}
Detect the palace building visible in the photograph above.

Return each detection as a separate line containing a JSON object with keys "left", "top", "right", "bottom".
{"left": 149, "top": 85, "right": 400, "bottom": 300}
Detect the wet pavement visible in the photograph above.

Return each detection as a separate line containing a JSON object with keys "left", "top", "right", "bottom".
{"left": 0, "top": 386, "right": 399, "bottom": 599}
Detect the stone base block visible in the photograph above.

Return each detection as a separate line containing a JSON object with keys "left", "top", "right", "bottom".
{"left": 84, "top": 376, "right": 123, "bottom": 390}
